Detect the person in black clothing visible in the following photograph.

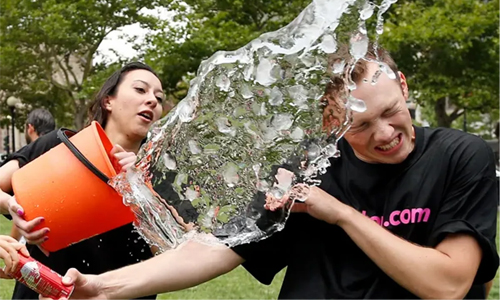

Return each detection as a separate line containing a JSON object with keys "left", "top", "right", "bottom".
{"left": 0, "top": 62, "right": 166, "bottom": 299}
{"left": 0, "top": 108, "right": 55, "bottom": 167}
{"left": 8, "top": 108, "right": 55, "bottom": 240}
{"left": 43, "top": 48, "right": 498, "bottom": 300}
{"left": 24, "top": 108, "right": 56, "bottom": 144}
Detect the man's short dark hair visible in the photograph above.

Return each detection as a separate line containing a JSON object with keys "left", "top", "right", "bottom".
{"left": 26, "top": 108, "right": 55, "bottom": 136}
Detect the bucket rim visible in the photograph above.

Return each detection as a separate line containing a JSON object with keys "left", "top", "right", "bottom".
{"left": 89, "top": 121, "right": 118, "bottom": 177}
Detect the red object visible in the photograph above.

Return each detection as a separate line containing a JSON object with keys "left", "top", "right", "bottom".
{"left": 10, "top": 253, "right": 74, "bottom": 299}
{"left": 11, "top": 121, "right": 135, "bottom": 252}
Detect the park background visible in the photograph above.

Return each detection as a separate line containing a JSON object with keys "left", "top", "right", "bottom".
{"left": 0, "top": 216, "right": 498, "bottom": 299}
{"left": 0, "top": 0, "right": 498, "bottom": 137}
{"left": 0, "top": 0, "right": 498, "bottom": 298}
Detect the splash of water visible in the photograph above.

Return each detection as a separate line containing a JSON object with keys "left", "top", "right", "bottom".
{"left": 348, "top": 0, "right": 399, "bottom": 100}
{"left": 373, "top": 0, "right": 398, "bottom": 61}
{"left": 111, "top": 0, "right": 397, "bottom": 252}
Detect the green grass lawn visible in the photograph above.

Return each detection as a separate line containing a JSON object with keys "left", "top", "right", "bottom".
{"left": 0, "top": 217, "right": 284, "bottom": 299}
{"left": 0, "top": 216, "right": 498, "bottom": 299}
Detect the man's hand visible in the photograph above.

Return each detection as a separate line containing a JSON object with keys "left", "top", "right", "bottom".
{"left": 40, "top": 268, "right": 106, "bottom": 300}
{"left": 8, "top": 196, "right": 49, "bottom": 245}
{"left": 264, "top": 168, "right": 296, "bottom": 211}
{"left": 291, "top": 185, "right": 349, "bottom": 225}
{"left": 110, "top": 145, "right": 137, "bottom": 173}
{"left": 262, "top": 167, "right": 349, "bottom": 224}
{"left": 0, "top": 235, "right": 29, "bottom": 279}
{"left": 262, "top": 169, "right": 349, "bottom": 225}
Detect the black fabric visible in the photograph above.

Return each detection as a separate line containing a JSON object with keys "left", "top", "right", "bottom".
{"left": 150, "top": 169, "right": 199, "bottom": 224}
{"left": 233, "top": 126, "right": 499, "bottom": 299}
{"left": 7, "top": 129, "right": 60, "bottom": 169}
{"left": 4, "top": 129, "right": 157, "bottom": 300}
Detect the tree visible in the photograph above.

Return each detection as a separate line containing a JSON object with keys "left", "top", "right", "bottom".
{"left": 0, "top": 0, "right": 170, "bottom": 129}
{"left": 142, "top": 0, "right": 310, "bottom": 103}
{"left": 382, "top": 0, "right": 499, "bottom": 129}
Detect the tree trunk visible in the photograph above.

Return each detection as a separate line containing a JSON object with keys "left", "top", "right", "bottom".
{"left": 73, "top": 101, "right": 87, "bottom": 130}
{"left": 434, "top": 97, "right": 464, "bottom": 128}
{"left": 434, "top": 97, "right": 452, "bottom": 128}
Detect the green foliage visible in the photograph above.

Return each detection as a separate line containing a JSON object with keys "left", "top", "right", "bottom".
{"left": 142, "top": 0, "right": 310, "bottom": 103}
{"left": 1, "top": 0, "right": 497, "bottom": 134}
{"left": 382, "top": 0, "right": 499, "bottom": 129}
{"left": 0, "top": 0, "right": 171, "bottom": 129}
{"left": 144, "top": 0, "right": 498, "bottom": 134}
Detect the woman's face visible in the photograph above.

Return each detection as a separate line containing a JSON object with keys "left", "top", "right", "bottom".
{"left": 105, "top": 69, "right": 164, "bottom": 140}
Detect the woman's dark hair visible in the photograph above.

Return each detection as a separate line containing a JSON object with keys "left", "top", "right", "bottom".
{"left": 87, "top": 62, "right": 161, "bottom": 128}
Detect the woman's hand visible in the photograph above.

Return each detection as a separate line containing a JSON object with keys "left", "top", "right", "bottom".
{"left": 0, "top": 235, "right": 30, "bottom": 279}
{"left": 111, "top": 145, "right": 137, "bottom": 173}
{"left": 7, "top": 196, "right": 49, "bottom": 245}
{"left": 39, "top": 268, "right": 107, "bottom": 300}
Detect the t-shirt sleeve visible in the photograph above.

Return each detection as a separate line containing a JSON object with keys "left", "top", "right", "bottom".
{"left": 6, "top": 129, "right": 62, "bottom": 168}
{"left": 5, "top": 145, "right": 30, "bottom": 168}
{"left": 228, "top": 188, "right": 291, "bottom": 285}
{"left": 231, "top": 226, "right": 290, "bottom": 285}
{"left": 429, "top": 136, "right": 499, "bottom": 284}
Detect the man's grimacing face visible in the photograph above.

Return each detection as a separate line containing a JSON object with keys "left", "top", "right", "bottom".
{"left": 343, "top": 62, "right": 415, "bottom": 164}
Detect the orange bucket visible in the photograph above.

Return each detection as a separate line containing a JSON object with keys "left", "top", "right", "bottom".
{"left": 11, "top": 121, "right": 135, "bottom": 252}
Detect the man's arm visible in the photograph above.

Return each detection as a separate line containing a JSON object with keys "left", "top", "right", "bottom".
{"left": 338, "top": 206, "right": 481, "bottom": 299}
{"left": 293, "top": 187, "right": 482, "bottom": 299}
{"left": 58, "top": 240, "right": 244, "bottom": 299}
{"left": 0, "top": 160, "right": 19, "bottom": 214}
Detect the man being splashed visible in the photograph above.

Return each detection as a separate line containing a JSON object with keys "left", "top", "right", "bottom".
{"left": 41, "top": 47, "right": 498, "bottom": 299}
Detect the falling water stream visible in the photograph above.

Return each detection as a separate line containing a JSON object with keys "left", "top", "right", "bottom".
{"left": 111, "top": 0, "right": 398, "bottom": 252}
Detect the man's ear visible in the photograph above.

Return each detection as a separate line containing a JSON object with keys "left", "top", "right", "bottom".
{"left": 398, "top": 71, "right": 409, "bottom": 100}
{"left": 27, "top": 124, "right": 35, "bottom": 135}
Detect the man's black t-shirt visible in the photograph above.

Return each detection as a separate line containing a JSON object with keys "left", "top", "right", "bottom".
{"left": 233, "top": 126, "right": 499, "bottom": 299}
{"left": 5, "top": 129, "right": 156, "bottom": 300}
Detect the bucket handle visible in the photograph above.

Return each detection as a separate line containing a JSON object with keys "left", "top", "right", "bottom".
{"left": 57, "top": 128, "right": 110, "bottom": 184}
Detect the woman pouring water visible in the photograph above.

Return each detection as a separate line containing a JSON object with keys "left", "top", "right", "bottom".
{"left": 0, "top": 62, "right": 166, "bottom": 300}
